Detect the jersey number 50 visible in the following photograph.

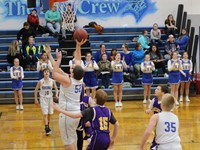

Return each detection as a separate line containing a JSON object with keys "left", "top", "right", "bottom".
{"left": 75, "top": 85, "right": 82, "bottom": 93}
{"left": 165, "top": 122, "right": 176, "bottom": 132}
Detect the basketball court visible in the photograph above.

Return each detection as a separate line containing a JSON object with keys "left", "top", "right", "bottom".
{"left": 0, "top": 0, "right": 200, "bottom": 150}
{"left": 0, "top": 97, "right": 200, "bottom": 150}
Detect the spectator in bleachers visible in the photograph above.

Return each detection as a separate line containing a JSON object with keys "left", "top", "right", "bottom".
{"left": 25, "top": 37, "right": 38, "bottom": 71}
{"left": 137, "top": 30, "right": 150, "bottom": 50}
{"left": 164, "top": 34, "right": 179, "bottom": 60}
{"left": 94, "top": 44, "right": 110, "bottom": 63}
{"left": 149, "top": 45, "right": 168, "bottom": 77}
{"left": 83, "top": 52, "right": 99, "bottom": 99}
{"left": 110, "top": 48, "right": 117, "bottom": 61}
{"left": 37, "top": 45, "right": 46, "bottom": 58}
{"left": 69, "top": 51, "right": 84, "bottom": 73}
{"left": 150, "top": 23, "right": 162, "bottom": 46}
{"left": 17, "top": 22, "right": 36, "bottom": 54}
{"left": 10, "top": 58, "right": 24, "bottom": 110}
{"left": 111, "top": 52, "right": 127, "bottom": 107}
{"left": 141, "top": 54, "right": 155, "bottom": 104}
{"left": 7, "top": 40, "right": 24, "bottom": 67}
{"left": 45, "top": 5, "right": 61, "bottom": 37}
{"left": 37, "top": 51, "right": 53, "bottom": 79}
{"left": 121, "top": 44, "right": 133, "bottom": 73}
{"left": 132, "top": 43, "right": 146, "bottom": 77}
{"left": 27, "top": 9, "right": 47, "bottom": 36}
{"left": 98, "top": 53, "right": 112, "bottom": 89}
{"left": 164, "top": 14, "right": 177, "bottom": 37}
{"left": 176, "top": 28, "right": 189, "bottom": 51}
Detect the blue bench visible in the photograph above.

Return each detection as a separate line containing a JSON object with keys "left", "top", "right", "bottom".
{"left": 89, "top": 34, "right": 168, "bottom": 42}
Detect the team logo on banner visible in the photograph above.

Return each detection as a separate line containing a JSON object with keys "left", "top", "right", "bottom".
{"left": 78, "top": 0, "right": 157, "bottom": 23}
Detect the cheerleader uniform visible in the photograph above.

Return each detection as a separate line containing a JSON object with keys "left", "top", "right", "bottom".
{"left": 69, "top": 59, "right": 84, "bottom": 69}
{"left": 10, "top": 66, "right": 24, "bottom": 90}
{"left": 141, "top": 61, "right": 154, "bottom": 85}
{"left": 111, "top": 60, "right": 124, "bottom": 84}
{"left": 168, "top": 59, "right": 181, "bottom": 84}
{"left": 83, "top": 60, "right": 99, "bottom": 89}
{"left": 37, "top": 60, "right": 53, "bottom": 80}
{"left": 180, "top": 59, "right": 192, "bottom": 82}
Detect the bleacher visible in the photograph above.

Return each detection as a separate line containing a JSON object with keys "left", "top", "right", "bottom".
{"left": 0, "top": 27, "right": 171, "bottom": 104}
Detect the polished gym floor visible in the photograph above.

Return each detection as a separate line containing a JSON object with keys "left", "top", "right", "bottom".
{"left": 0, "top": 96, "right": 200, "bottom": 150}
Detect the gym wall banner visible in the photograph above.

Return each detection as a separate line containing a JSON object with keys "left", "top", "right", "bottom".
{"left": 0, "top": 0, "right": 190, "bottom": 29}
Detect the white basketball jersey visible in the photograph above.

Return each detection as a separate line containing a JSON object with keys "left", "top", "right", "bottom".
{"left": 156, "top": 112, "right": 181, "bottom": 144}
{"left": 39, "top": 78, "right": 53, "bottom": 98}
{"left": 59, "top": 77, "right": 83, "bottom": 111}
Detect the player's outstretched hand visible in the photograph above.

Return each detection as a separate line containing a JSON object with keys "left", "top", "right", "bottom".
{"left": 45, "top": 44, "right": 51, "bottom": 55}
{"left": 76, "top": 39, "right": 87, "bottom": 46}
{"left": 146, "top": 109, "right": 151, "bottom": 114}
{"left": 52, "top": 102, "right": 62, "bottom": 113}
{"left": 56, "top": 48, "right": 62, "bottom": 61}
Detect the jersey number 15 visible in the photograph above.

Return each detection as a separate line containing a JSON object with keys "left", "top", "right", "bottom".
{"left": 99, "top": 117, "right": 108, "bottom": 130}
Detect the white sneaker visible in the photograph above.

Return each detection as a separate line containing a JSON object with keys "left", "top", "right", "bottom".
{"left": 20, "top": 105, "right": 24, "bottom": 110}
{"left": 175, "top": 100, "right": 179, "bottom": 105}
{"left": 186, "top": 97, "right": 190, "bottom": 102}
{"left": 179, "top": 96, "right": 183, "bottom": 102}
{"left": 118, "top": 102, "right": 123, "bottom": 107}
{"left": 164, "top": 73, "right": 169, "bottom": 78}
{"left": 115, "top": 102, "right": 119, "bottom": 107}
{"left": 143, "top": 99, "right": 147, "bottom": 104}
{"left": 16, "top": 105, "right": 20, "bottom": 110}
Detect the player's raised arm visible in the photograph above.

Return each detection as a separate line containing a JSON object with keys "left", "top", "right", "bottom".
{"left": 45, "top": 44, "right": 66, "bottom": 75}
{"left": 53, "top": 80, "right": 59, "bottom": 99}
{"left": 52, "top": 49, "right": 71, "bottom": 87}
{"left": 139, "top": 114, "right": 158, "bottom": 149}
{"left": 74, "top": 39, "right": 87, "bottom": 66}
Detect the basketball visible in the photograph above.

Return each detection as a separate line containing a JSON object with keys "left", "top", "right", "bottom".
{"left": 73, "top": 28, "right": 88, "bottom": 42}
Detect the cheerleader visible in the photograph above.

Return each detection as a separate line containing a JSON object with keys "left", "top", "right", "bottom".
{"left": 168, "top": 52, "right": 183, "bottom": 105}
{"left": 69, "top": 50, "right": 84, "bottom": 73}
{"left": 141, "top": 54, "right": 155, "bottom": 104}
{"left": 37, "top": 51, "right": 53, "bottom": 80}
{"left": 111, "top": 52, "right": 127, "bottom": 107}
{"left": 83, "top": 52, "right": 99, "bottom": 99}
{"left": 10, "top": 58, "right": 24, "bottom": 110}
{"left": 180, "top": 52, "right": 193, "bottom": 102}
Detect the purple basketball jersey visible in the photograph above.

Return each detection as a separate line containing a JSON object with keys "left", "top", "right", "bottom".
{"left": 80, "top": 96, "right": 90, "bottom": 111}
{"left": 87, "top": 106, "right": 111, "bottom": 150}
{"left": 153, "top": 97, "right": 162, "bottom": 114}
{"left": 92, "top": 106, "right": 111, "bottom": 134}
{"left": 151, "top": 97, "right": 162, "bottom": 149}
